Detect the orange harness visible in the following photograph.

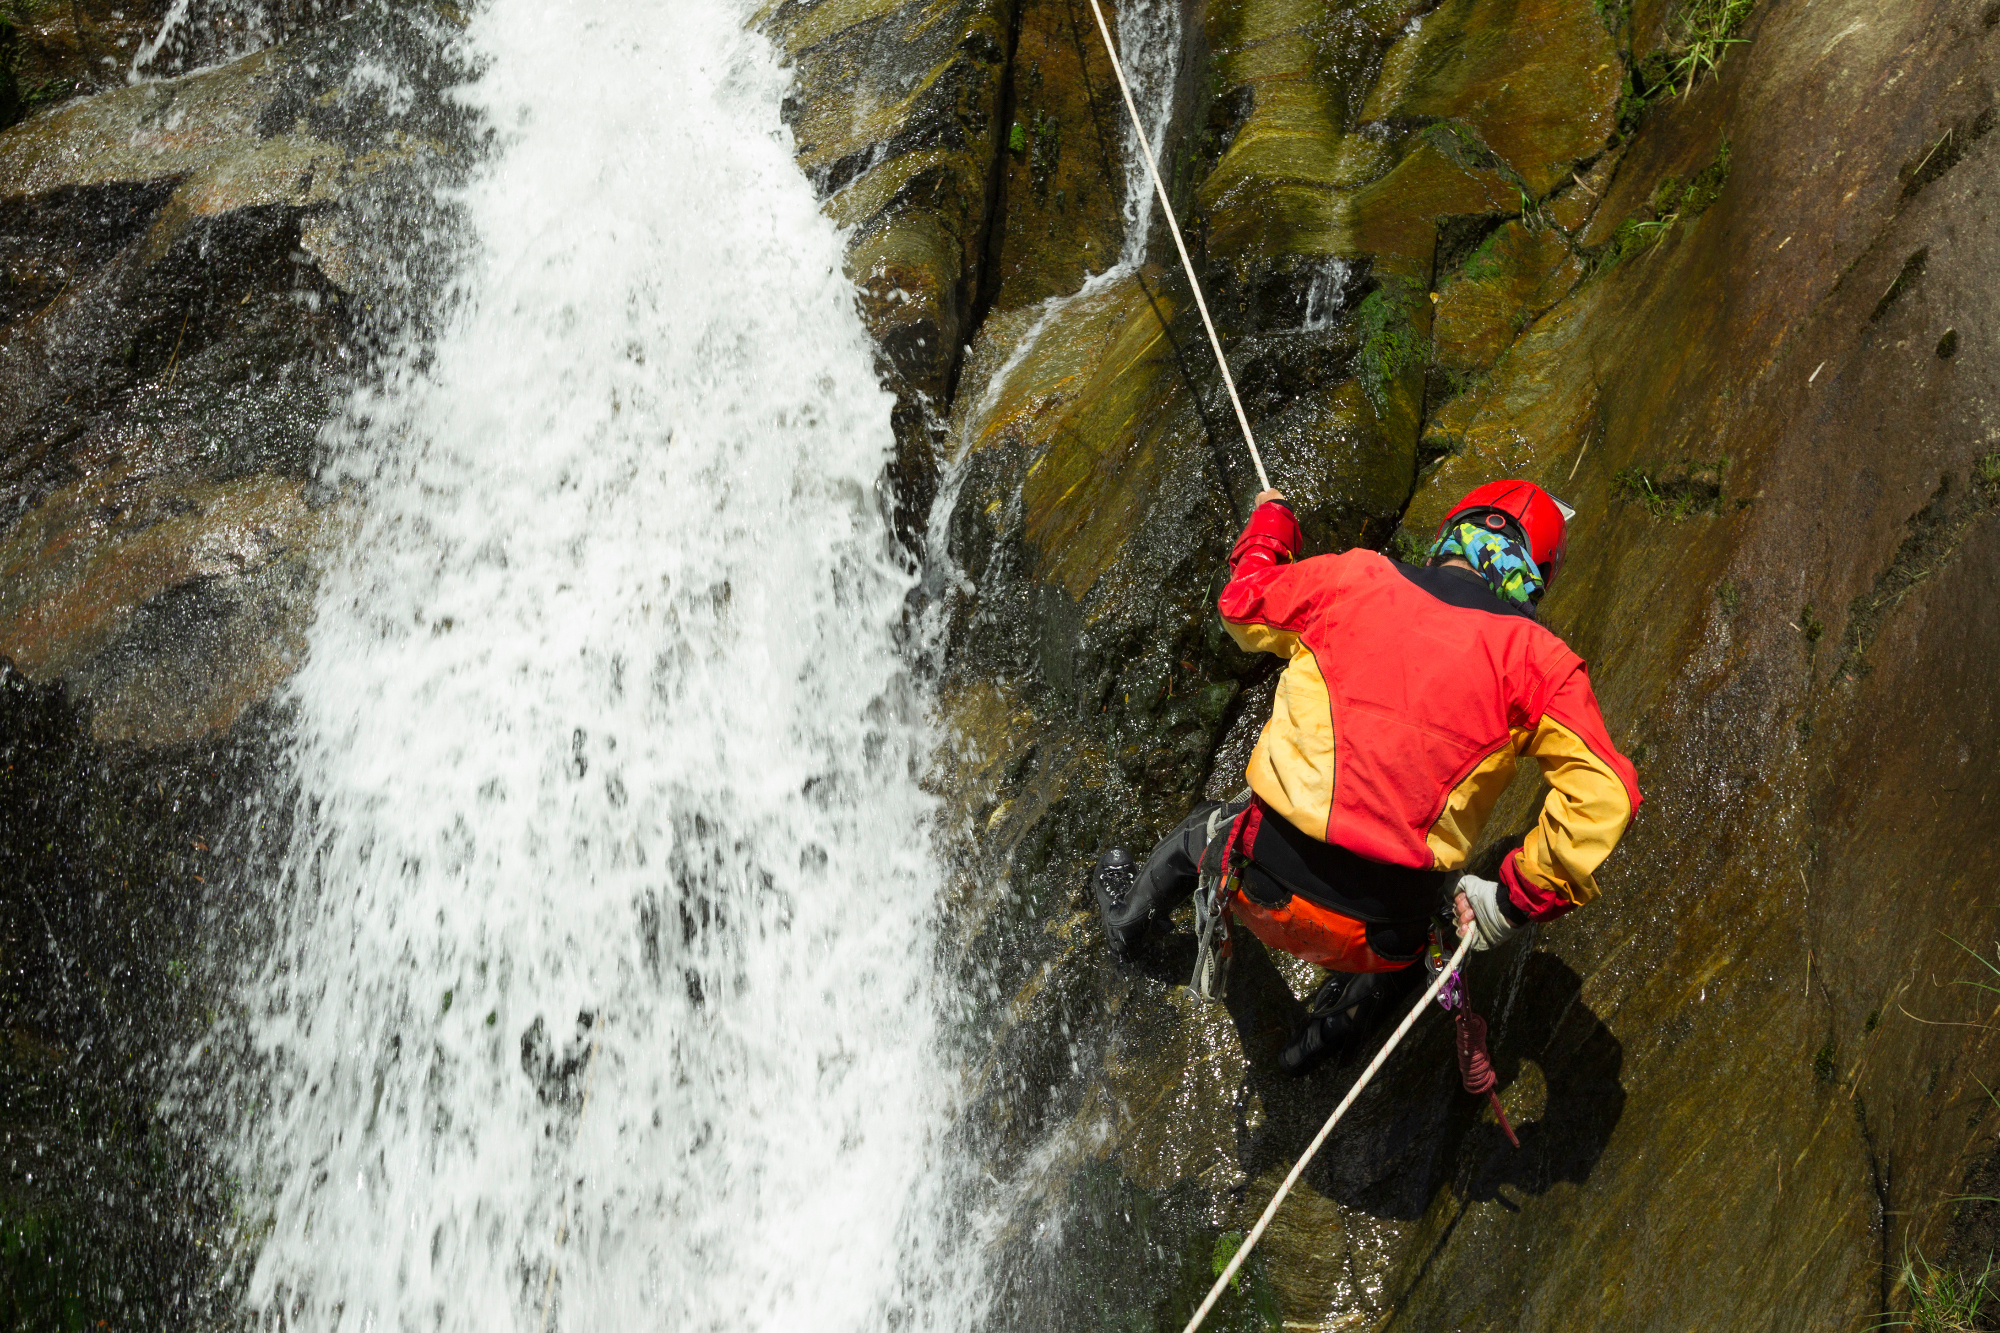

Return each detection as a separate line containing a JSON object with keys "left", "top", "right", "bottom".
{"left": 1224, "top": 885, "right": 1415, "bottom": 974}
{"left": 1204, "top": 799, "right": 1420, "bottom": 976}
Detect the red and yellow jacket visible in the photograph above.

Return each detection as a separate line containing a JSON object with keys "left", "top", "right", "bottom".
{"left": 1218, "top": 502, "right": 1640, "bottom": 920}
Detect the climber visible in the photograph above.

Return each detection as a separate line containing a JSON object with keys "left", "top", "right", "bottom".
{"left": 1092, "top": 480, "right": 1641, "bottom": 1076}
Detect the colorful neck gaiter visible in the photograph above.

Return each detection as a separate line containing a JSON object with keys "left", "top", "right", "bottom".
{"left": 1427, "top": 520, "right": 1545, "bottom": 609}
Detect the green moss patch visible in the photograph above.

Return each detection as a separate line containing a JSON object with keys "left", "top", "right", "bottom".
{"left": 1389, "top": 527, "right": 1433, "bottom": 565}
{"left": 1592, "top": 139, "right": 1731, "bottom": 269}
{"left": 1432, "top": 221, "right": 1584, "bottom": 383}
{"left": 1612, "top": 458, "right": 1727, "bottom": 517}
{"left": 1354, "top": 278, "right": 1428, "bottom": 417}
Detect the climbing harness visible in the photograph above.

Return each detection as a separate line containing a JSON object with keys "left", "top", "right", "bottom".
{"left": 1183, "top": 928, "right": 1475, "bottom": 1333}
{"left": 1084, "top": 0, "right": 1271, "bottom": 495}
{"left": 1189, "top": 804, "right": 1238, "bottom": 1000}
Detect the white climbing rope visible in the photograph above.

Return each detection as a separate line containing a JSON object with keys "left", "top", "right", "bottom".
{"left": 1182, "top": 930, "right": 1476, "bottom": 1333}
{"left": 1085, "top": 0, "right": 1272, "bottom": 495}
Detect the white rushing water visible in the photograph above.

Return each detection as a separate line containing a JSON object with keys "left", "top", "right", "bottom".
{"left": 224, "top": 3, "right": 981, "bottom": 1330}
{"left": 1105, "top": 0, "right": 1184, "bottom": 272}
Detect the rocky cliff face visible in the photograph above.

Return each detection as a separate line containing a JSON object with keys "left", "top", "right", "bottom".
{"left": 0, "top": 4, "right": 463, "bottom": 1319}
{"left": 786, "top": 0, "right": 2000, "bottom": 1327}
{"left": 2, "top": 0, "right": 1997, "bottom": 1326}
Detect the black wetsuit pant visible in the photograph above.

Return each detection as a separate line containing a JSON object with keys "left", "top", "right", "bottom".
{"left": 1119, "top": 799, "right": 1245, "bottom": 943}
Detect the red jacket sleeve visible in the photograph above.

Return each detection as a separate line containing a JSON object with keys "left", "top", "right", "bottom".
{"left": 1230, "top": 500, "right": 1303, "bottom": 572}
{"left": 1216, "top": 502, "right": 1317, "bottom": 657}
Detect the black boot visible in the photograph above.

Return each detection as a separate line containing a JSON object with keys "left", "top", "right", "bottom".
{"left": 1091, "top": 848, "right": 1147, "bottom": 957}
{"left": 1279, "top": 966, "right": 1423, "bottom": 1077}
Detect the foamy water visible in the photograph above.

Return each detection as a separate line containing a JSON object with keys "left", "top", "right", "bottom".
{"left": 221, "top": 3, "right": 983, "bottom": 1329}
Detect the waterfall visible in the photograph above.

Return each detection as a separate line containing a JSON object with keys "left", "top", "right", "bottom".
{"left": 1109, "top": 0, "right": 1186, "bottom": 273}
{"left": 220, "top": 3, "right": 983, "bottom": 1329}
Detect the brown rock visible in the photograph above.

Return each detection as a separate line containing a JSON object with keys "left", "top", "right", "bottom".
{"left": 1431, "top": 220, "right": 1585, "bottom": 382}
{"left": 1545, "top": 142, "right": 1624, "bottom": 235}
{"left": 1360, "top": 0, "right": 1622, "bottom": 196}
{"left": 0, "top": 5, "right": 457, "bottom": 747}
{"left": 1385, "top": 0, "right": 2000, "bottom": 1326}
{"left": 982, "top": 0, "right": 1132, "bottom": 313}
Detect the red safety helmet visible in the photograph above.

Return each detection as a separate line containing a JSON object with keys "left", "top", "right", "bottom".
{"left": 1437, "top": 480, "right": 1575, "bottom": 589}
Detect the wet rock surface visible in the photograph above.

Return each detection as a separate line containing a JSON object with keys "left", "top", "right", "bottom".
{"left": 859, "top": 0, "right": 2000, "bottom": 1326}
{"left": 0, "top": 666, "right": 269, "bottom": 1328}
{"left": 2, "top": 0, "right": 1998, "bottom": 1325}
{"left": 2, "top": 1, "right": 465, "bottom": 747}
{"left": 2, "top": 0, "right": 362, "bottom": 128}
{"left": 0, "top": 4, "right": 463, "bottom": 1320}
{"left": 768, "top": 0, "right": 1015, "bottom": 537}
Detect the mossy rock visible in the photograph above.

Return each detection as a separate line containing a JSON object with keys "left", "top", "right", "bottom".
{"left": 1359, "top": 0, "right": 1622, "bottom": 197}
{"left": 1431, "top": 219, "right": 1585, "bottom": 382}
{"left": 982, "top": 0, "right": 1132, "bottom": 313}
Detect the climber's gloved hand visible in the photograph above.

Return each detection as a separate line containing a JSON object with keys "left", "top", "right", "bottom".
{"left": 1455, "top": 875, "right": 1517, "bottom": 952}
{"left": 1253, "top": 488, "right": 1287, "bottom": 508}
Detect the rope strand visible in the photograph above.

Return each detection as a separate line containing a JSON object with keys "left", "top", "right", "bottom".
{"left": 1455, "top": 1004, "right": 1520, "bottom": 1149}
{"left": 1181, "top": 931, "right": 1474, "bottom": 1333}
{"left": 1085, "top": 0, "right": 1271, "bottom": 494}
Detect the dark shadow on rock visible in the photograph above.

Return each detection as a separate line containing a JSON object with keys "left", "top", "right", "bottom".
{"left": 1453, "top": 951, "right": 1626, "bottom": 1204}
{"left": 1254, "top": 975, "right": 1462, "bottom": 1220}
{"left": 1197, "top": 937, "right": 1626, "bottom": 1224}
{"left": 1944, "top": 1139, "right": 2000, "bottom": 1299}
{"left": 0, "top": 658, "right": 281, "bottom": 1327}
{"left": 1122, "top": 915, "right": 1203, "bottom": 990}
{"left": 1368, "top": 949, "right": 1627, "bottom": 1319}
{"left": 1124, "top": 916, "right": 1309, "bottom": 1061}
{"left": 1215, "top": 928, "right": 1311, "bottom": 1069}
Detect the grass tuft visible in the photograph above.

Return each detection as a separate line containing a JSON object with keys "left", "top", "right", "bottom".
{"left": 1944, "top": 933, "right": 2000, "bottom": 999}
{"left": 1615, "top": 0, "right": 1756, "bottom": 137}
{"left": 1875, "top": 1247, "right": 1995, "bottom": 1332}
{"left": 1613, "top": 460, "right": 1725, "bottom": 517}
{"left": 1665, "top": 0, "right": 1757, "bottom": 96}
{"left": 1591, "top": 142, "right": 1731, "bottom": 270}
